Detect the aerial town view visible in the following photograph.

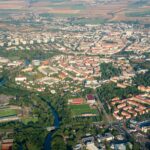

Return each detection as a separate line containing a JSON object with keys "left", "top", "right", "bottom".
{"left": 0, "top": 0, "right": 150, "bottom": 150}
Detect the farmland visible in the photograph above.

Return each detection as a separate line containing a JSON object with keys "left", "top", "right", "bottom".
{"left": 126, "top": 10, "right": 150, "bottom": 17}
{"left": 0, "top": 0, "right": 150, "bottom": 24}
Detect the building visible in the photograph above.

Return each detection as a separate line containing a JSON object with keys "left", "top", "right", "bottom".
{"left": 138, "top": 86, "right": 150, "bottom": 92}
{"left": 97, "top": 133, "right": 114, "bottom": 142}
{"left": 68, "top": 98, "right": 84, "bottom": 105}
{"left": 1, "top": 139, "right": 13, "bottom": 150}
{"left": 111, "top": 143, "right": 126, "bottom": 150}
{"left": 139, "top": 121, "right": 150, "bottom": 133}
{"left": 86, "top": 94, "right": 96, "bottom": 105}
{"left": 32, "top": 60, "right": 40, "bottom": 66}
{"left": 86, "top": 143, "right": 98, "bottom": 150}
{"left": 117, "top": 103, "right": 126, "bottom": 109}
{"left": 82, "top": 136, "right": 94, "bottom": 145}
{"left": 15, "top": 76, "right": 27, "bottom": 82}
{"left": 113, "top": 113, "right": 123, "bottom": 120}
{"left": 73, "top": 144, "right": 83, "bottom": 150}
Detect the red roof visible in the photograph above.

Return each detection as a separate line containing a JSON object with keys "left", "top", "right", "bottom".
{"left": 2, "top": 143, "right": 13, "bottom": 150}
{"left": 86, "top": 94, "right": 95, "bottom": 100}
{"left": 71, "top": 98, "right": 84, "bottom": 105}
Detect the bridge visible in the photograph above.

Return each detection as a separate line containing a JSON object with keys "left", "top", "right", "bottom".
{"left": 46, "top": 126, "right": 56, "bottom": 132}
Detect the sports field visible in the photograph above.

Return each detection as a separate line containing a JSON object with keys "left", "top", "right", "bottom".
{"left": 69, "top": 104, "right": 98, "bottom": 116}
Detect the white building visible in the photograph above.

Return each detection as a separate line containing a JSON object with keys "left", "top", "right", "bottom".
{"left": 15, "top": 77, "right": 27, "bottom": 82}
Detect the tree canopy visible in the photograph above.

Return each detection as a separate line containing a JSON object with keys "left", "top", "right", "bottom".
{"left": 133, "top": 70, "right": 150, "bottom": 86}
{"left": 100, "top": 63, "right": 122, "bottom": 80}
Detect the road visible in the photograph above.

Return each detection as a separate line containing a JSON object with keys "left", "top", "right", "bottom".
{"left": 94, "top": 92, "right": 112, "bottom": 124}
{"left": 94, "top": 89, "right": 133, "bottom": 140}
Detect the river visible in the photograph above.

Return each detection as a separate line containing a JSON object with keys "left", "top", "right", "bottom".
{"left": 43, "top": 101, "right": 60, "bottom": 150}
{"left": 0, "top": 77, "right": 6, "bottom": 86}
{"left": 0, "top": 77, "right": 60, "bottom": 150}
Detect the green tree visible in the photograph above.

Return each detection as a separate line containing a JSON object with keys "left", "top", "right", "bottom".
{"left": 100, "top": 63, "right": 122, "bottom": 80}
{"left": 51, "top": 135, "right": 67, "bottom": 150}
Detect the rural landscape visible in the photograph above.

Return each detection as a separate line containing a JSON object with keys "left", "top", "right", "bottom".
{"left": 0, "top": 0, "right": 150, "bottom": 23}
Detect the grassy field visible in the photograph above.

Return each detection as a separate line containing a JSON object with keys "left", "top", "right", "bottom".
{"left": 22, "top": 117, "right": 38, "bottom": 124}
{"left": 69, "top": 104, "right": 98, "bottom": 116}
{"left": 71, "top": 18, "right": 107, "bottom": 25}
{"left": 0, "top": 109, "right": 17, "bottom": 117}
{"left": 126, "top": 11, "right": 150, "bottom": 17}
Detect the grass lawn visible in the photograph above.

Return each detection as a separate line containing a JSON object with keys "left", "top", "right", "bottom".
{"left": 0, "top": 109, "right": 17, "bottom": 117}
{"left": 22, "top": 117, "right": 38, "bottom": 124}
{"left": 69, "top": 104, "right": 98, "bottom": 116}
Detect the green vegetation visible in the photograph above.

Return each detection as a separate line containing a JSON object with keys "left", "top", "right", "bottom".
{"left": 21, "top": 117, "right": 38, "bottom": 125}
{"left": 51, "top": 135, "right": 67, "bottom": 150}
{"left": 0, "top": 49, "right": 61, "bottom": 60}
{"left": 0, "top": 83, "right": 55, "bottom": 149}
{"left": 53, "top": 13, "right": 79, "bottom": 18}
{"left": 47, "top": 3, "right": 86, "bottom": 10}
{"left": 12, "top": 126, "right": 47, "bottom": 150}
{"left": 133, "top": 70, "right": 150, "bottom": 86}
{"left": 97, "top": 83, "right": 140, "bottom": 101}
{"left": 129, "top": 0, "right": 149, "bottom": 8}
{"left": 39, "top": 13, "right": 54, "bottom": 20}
{"left": 0, "top": 109, "right": 17, "bottom": 117}
{"left": 100, "top": 62, "right": 122, "bottom": 80}
{"left": 70, "top": 4, "right": 86, "bottom": 10}
{"left": 48, "top": 0, "right": 68, "bottom": 2}
{"left": 53, "top": 118, "right": 105, "bottom": 149}
{"left": 40, "top": 13, "right": 79, "bottom": 18}
{"left": 71, "top": 18, "right": 107, "bottom": 25}
{"left": 132, "top": 60, "right": 150, "bottom": 70}
{"left": 97, "top": 83, "right": 140, "bottom": 113}
{"left": 126, "top": 11, "right": 150, "bottom": 17}
{"left": 69, "top": 104, "right": 98, "bottom": 116}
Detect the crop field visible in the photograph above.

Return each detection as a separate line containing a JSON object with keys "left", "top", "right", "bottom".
{"left": 0, "top": 0, "right": 150, "bottom": 24}
{"left": 69, "top": 104, "right": 98, "bottom": 116}
{"left": 0, "top": 108, "right": 17, "bottom": 118}
{"left": 126, "top": 10, "right": 150, "bottom": 17}
{"left": 71, "top": 18, "right": 107, "bottom": 25}
{"left": 0, "top": 0, "right": 26, "bottom": 9}
{"left": 31, "top": 0, "right": 150, "bottom": 23}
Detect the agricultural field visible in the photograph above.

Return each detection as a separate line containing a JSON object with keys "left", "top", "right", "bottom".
{"left": 69, "top": 104, "right": 98, "bottom": 116}
{"left": 0, "top": 0, "right": 26, "bottom": 9}
{"left": 0, "top": 0, "right": 150, "bottom": 24}
{"left": 126, "top": 10, "right": 150, "bottom": 17}
{"left": 70, "top": 17, "right": 107, "bottom": 25}
{"left": 30, "top": 0, "right": 150, "bottom": 24}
